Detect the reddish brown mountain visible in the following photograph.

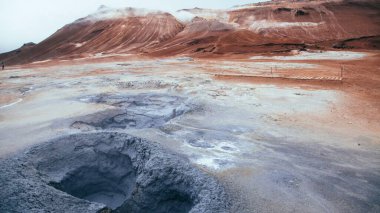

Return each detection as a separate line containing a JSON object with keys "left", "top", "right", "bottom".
{"left": 1, "top": 0, "right": 379, "bottom": 65}
{"left": 0, "top": 7, "right": 184, "bottom": 65}
{"left": 151, "top": 0, "right": 380, "bottom": 56}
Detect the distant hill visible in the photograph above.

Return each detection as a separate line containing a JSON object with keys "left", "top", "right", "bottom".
{"left": 1, "top": 0, "right": 379, "bottom": 65}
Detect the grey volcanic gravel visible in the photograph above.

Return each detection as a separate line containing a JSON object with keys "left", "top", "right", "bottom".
{"left": 0, "top": 132, "right": 229, "bottom": 213}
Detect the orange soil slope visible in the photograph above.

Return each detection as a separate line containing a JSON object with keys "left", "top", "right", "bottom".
{"left": 1, "top": 9, "right": 184, "bottom": 65}
{"left": 151, "top": 0, "right": 380, "bottom": 56}
{"left": 1, "top": 0, "right": 379, "bottom": 65}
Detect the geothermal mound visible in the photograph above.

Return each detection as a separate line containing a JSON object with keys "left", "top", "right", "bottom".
{"left": 71, "top": 93, "right": 193, "bottom": 131}
{"left": 0, "top": 133, "right": 229, "bottom": 213}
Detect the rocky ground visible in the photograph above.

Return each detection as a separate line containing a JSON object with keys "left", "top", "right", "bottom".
{"left": 0, "top": 50, "right": 379, "bottom": 212}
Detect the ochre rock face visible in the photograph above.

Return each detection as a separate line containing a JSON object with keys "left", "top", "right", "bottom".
{"left": 1, "top": 0, "right": 380, "bottom": 64}
{"left": 228, "top": 0, "right": 380, "bottom": 42}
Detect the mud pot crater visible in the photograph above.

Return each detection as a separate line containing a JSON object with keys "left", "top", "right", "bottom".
{"left": 71, "top": 93, "right": 199, "bottom": 131}
{"left": 0, "top": 133, "right": 228, "bottom": 213}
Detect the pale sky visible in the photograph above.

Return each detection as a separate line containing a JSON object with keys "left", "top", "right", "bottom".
{"left": 0, "top": 0, "right": 263, "bottom": 53}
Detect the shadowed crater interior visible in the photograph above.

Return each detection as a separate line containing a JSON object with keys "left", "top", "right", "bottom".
{"left": 49, "top": 154, "right": 136, "bottom": 209}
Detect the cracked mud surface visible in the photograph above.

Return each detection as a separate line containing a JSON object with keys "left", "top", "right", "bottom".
{"left": 0, "top": 132, "right": 228, "bottom": 213}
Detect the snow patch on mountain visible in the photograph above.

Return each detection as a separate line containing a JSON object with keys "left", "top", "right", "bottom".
{"left": 250, "top": 20, "right": 323, "bottom": 31}
{"left": 173, "top": 10, "right": 196, "bottom": 23}
{"left": 177, "top": 8, "right": 230, "bottom": 23}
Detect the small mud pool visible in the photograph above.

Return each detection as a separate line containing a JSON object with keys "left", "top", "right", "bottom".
{"left": 0, "top": 133, "right": 228, "bottom": 213}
